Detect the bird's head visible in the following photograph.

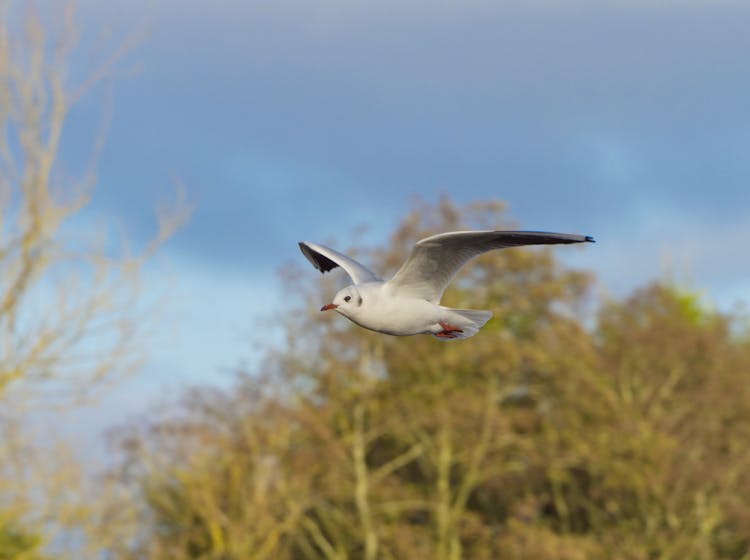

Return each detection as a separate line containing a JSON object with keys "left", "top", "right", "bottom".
{"left": 321, "top": 285, "right": 363, "bottom": 316}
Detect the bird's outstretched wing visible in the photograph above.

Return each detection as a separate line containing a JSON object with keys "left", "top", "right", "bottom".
{"left": 386, "top": 230, "right": 594, "bottom": 303}
{"left": 299, "top": 241, "right": 382, "bottom": 285}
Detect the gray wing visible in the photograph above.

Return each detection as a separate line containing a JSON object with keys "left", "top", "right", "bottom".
{"left": 299, "top": 241, "right": 381, "bottom": 285}
{"left": 386, "top": 230, "right": 594, "bottom": 303}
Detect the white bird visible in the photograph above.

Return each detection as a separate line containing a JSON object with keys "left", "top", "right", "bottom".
{"left": 299, "top": 230, "right": 594, "bottom": 340}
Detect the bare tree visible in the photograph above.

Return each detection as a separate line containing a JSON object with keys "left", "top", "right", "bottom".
{"left": 0, "top": 3, "right": 190, "bottom": 556}
{"left": 0, "top": 3, "right": 190, "bottom": 402}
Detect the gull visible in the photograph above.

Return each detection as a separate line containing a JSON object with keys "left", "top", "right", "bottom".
{"left": 299, "top": 230, "right": 594, "bottom": 340}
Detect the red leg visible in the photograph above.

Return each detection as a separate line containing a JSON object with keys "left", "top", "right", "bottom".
{"left": 435, "top": 321, "right": 463, "bottom": 338}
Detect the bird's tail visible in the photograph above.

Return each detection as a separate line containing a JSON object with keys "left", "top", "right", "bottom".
{"left": 436, "top": 308, "right": 493, "bottom": 340}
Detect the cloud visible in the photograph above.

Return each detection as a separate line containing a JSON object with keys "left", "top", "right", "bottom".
{"left": 59, "top": 0, "right": 750, "bottom": 297}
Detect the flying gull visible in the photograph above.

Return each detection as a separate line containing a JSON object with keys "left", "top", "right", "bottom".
{"left": 299, "top": 230, "right": 594, "bottom": 340}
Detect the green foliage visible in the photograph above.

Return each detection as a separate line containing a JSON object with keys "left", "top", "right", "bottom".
{"left": 0, "top": 518, "right": 46, "bottom": 560}
{"left": 100, "top": 199, "right": 750, "bottom": 559}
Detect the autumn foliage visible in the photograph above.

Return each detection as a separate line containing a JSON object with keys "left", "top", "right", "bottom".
{"left": 2, "top": 8, "right": 749, "bottom": 559}
{"left": 100, "top": 200, "right": 750, "bottom": 560}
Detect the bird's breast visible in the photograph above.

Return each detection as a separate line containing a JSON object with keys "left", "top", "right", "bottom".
{"left": 351, "top": 295, "right": 439, "bottom": 336}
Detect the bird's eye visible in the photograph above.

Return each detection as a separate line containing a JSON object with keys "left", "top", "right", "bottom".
{"left": 344, "top": 295, "right": 351, "bottom": 302}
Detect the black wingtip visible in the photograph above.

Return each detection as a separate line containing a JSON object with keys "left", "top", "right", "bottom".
{"left": 299, "top": 241, "right": 340, "bottom": 274}
{"left": 585, "top": 236, "right": 596, "bottom": 243}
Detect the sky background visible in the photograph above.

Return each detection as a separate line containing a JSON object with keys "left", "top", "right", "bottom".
{"left": 30, "top": 0, "right": 750, "bottom": 458}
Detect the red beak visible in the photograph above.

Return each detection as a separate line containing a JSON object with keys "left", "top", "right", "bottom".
{"left": 320, "top": 303, "right": 338, "bottom": 311}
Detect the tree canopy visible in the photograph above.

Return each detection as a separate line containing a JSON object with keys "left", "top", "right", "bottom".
{"left": 98, "top": 199, "right": 750, "bottom": 560}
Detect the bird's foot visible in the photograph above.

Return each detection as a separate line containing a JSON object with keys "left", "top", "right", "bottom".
{"left": 435, "top": 322, "right": 464, "bottom": 338}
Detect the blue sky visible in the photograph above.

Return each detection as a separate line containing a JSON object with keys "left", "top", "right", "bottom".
{"left": 34, "top": 0, "right": 750, "bottom": 451}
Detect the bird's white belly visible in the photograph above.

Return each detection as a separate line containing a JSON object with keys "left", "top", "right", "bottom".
{"left": 350, "top": 297, "right": 440, "bottom": 336}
